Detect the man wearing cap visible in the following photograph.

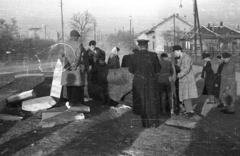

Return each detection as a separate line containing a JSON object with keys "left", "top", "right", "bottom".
{"left": 220, "top": 52, "right": 237, "bottom": 114}
{"left": 62, "top": 30, "right": 88, "bottom": 106}
{"left": 172, "top": 45, "right": 198, "bottom": 117}
{"left": 129, "top": 34, "right": 161, "bottom": 128}
{"left": 201, "top": 53, "right": 215, "bottom": 103}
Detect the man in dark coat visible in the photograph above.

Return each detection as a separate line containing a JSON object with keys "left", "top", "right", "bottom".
{"left": 129, "top": 34, "right": 161, "bottom": 128}
{"left": 220, "top": 52, "right": 237, "bottom": 114}
{"left": 158, "top": 53, "right": 175, "bottom": 115}
{"left": 121, "top": 49, "right": 139, "bottom": 68}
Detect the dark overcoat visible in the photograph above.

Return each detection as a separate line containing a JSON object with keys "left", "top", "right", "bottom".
{"left": 201, "top": 61, "right": 215, "bottom": 95}
{"left": 107, "top": 53, "right": 120, "bottom": 69}
{"left": 129, "top": 50, "right": 161, "bottom": 116}
{"left": 121, "top": 54, "right": 132, "bottom": 68}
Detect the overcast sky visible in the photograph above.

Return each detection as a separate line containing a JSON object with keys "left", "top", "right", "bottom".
{"left": 0, "top": 0, "right": 239, "bottom": 35}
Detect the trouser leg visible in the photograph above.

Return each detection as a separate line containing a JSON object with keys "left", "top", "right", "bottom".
{"left": 69, "top": 86, "right": 84, "bottom": 105}
{"left": 183, "top": 98, "right": 193, "bottom": 112}
{"left": 161, "top": 92, "right": 167, "bottom": 113}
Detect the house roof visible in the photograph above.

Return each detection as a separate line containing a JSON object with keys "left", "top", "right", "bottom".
{"left": 181, "top": 25, "right": 240, "bottom": 40}
{"left": 208, "top": 26, "right": 240, "bottom": 39}
{"left": 29, "top": 28, "right": 41, "bottom": 31}
{"left": 146, "top": 14, "right": 193, "bottom": 35}
{"left": 181, "top": 26, "right": 221, "bottom": 40}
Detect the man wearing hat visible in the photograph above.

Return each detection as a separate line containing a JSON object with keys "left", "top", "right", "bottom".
{"left": 219, "top": 52, "right": 237, "bottom": 114}
{"left": 129, "top": 34, "right": 161, "bottom": 128}
{"left": 201, "top": 53, "right": 215, "bottom": 103}
{"left": 172, "top": 45, "right": 198, "bottom": 117}
{"left": 62, "top": 30, "right": 88, "bottom": 106}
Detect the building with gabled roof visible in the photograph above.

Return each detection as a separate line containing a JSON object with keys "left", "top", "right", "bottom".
{"left": 145, "top": 13, "right": 193, "bottom": 53}
{"left": 180, "top": 21, "right": 240, "bottom": 56}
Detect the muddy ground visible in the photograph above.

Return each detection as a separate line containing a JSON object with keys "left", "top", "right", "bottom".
{"left": 0, "top": 68, "right": 240, "bottom": 156}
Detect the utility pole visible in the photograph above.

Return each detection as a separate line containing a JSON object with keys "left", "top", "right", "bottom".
{"left": 195, "top": 0, "right": 203, "bottom": 54}
{"left": 94, "top": 21, "right": 97, "bottom": 41}
{"left": 44, "top": 25, "right": 46, "bottom": 40}
{"left": 129, "top": 16, "right": 132, "bottom": 48}
{"left": 60, "top": 0, "right": 64, "bottom": 42}
{"left": 173, "top": 13, "right": 176, "bottom": 45}
{"left": 193, "top": 0, "right": 197, "bottom": 60}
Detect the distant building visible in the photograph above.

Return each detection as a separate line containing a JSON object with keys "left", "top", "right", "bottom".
{"left": 145, "top": 14, "right": 193, "bottom": 53}
{"left": 180, "top": 21, "right": 240, "bottom": 56}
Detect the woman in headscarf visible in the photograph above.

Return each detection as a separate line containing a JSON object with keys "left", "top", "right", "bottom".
{"left": 107, "top": 47, "right": 120, "bottom": 69}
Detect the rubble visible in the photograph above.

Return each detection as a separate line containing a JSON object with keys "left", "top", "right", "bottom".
{"left": 22, "top": 96, "right": 56, "bottom": 112}
{"left": 7, "top": 89, "right": 36, "bottom": 103}
{"left": 0, "top": 113, "right": 23, "bottom": 121}
{"left": 50, "top": 59, "right": 63, "bottom": 99}
{"left": 165, "top": 115, "right": 201, "bottom": 129}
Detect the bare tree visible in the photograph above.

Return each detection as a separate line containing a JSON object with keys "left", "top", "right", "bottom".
{"left": 69, "top": 10, "right": 96, "bottom": 43}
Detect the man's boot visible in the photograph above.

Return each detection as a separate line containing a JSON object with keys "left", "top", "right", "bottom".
{"left": 141, "top": 114, "right": 150, "bottom": 128}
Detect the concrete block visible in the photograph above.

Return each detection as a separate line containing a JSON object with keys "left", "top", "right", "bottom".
{"left": 50, "top": 59, "right": 62, "bottom": 98}
{"left": 0, "top": 74, "right": 45, "bottom": 111}
{"left": 42, "top": 112, "right": 63, "bottom": 120}
{"left": 7, "top": 89, "right": 36, "bottom": 103}
{"left": 201, "top": 98, "right": 218, "bottom": 117}
{"left": 22, "top": 96, "right": 56, "bottom": 112}
{"left": 0, "top": 114, "right": 23, "bottom": 121}
{"left": 68, "top": 105, "right": 90, "bottom": 113}
{"left": 165, "top": 115, "right": 201, "bottom": 129}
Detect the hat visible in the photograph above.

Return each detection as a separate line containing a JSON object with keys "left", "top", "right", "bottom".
{"left": 137, "top": 34, "right": 149, "bottom": 42}
{"left": 222, "top": 52, "right": 232, "bottom": 58}
{"left": 70, "top": 30, "right": 80, "bottom": 37}
{"left": 172, "top": 45, "right": 183, "bottom": 52}
{"left": 202, "top": 53, "right": 211, "bottom": 59}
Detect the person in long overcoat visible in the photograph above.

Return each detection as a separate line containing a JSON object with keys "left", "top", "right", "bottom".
{"left": 172, "top": 45, "right": 198, "bottom": 117}
{"left": 107, "top": 47, "right": 120, "bottom": 69}
{"left": 219, "top": 52, "right": 237, "bottom": 114}
{"left": 212, "top": 55, "right": 225, "bottom": 104}
{"left": 129, "top": 34, "right": 161, "bottom": 128}
{"left": 201, "top": 53, "right": 215, "bottom": 103}
{"left": 62, "top": 30, "right": 88, "bottom": 106}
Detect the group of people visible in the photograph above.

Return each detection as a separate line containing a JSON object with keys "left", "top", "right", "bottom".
{"left": 201, "top": 52, "right": 237, "bottom": 114}
{"left": 61, "top": 30, "right": 123, "bottom": 107}
{"left": 61, "top": 30, "right": 237, "bottom": 129}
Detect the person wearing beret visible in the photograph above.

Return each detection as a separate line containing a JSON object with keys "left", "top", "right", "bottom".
{"left": 219, "top": 52, "right": 237, "bottom": 114}
{"left": 172, "top": 45, "right": 198, "bottom": 118}
{"left": 201, "top": 53, "right": 215, "bottom": 103}
{"left": 129, "top": 34, "right": 161, "bottom": 128}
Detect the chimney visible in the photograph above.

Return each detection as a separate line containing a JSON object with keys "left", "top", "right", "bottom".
{"left": 238, "top": 25, "right": 240, "bottom": 31}
{"left": 220, "top": 21, "right": 223, "bottom": 26}
{"left": 176, "top": 13, "right": 179, "bottom": 17}
{"left": 184, "top": 15, "right": 186, "bottom": 19}
{"left": 207, "top": 23, "right": 211, "bottom": 30}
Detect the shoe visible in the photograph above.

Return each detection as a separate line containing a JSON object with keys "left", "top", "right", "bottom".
{"left": 221, "top": 109, "right": 235, "bottom": 114}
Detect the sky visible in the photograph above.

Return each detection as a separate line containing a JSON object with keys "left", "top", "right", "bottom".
{"left": 0, "top": 0, "right": 239, "bottom": 37}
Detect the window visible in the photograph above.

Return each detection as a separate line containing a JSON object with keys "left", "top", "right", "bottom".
{"left": 153, "top": 41, "right": 155, "bottom": 50}
{"left": 152, "top": 36, "right": 155, "bottom": 39}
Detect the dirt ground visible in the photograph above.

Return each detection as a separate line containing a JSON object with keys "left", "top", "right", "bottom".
{"left": 0, "top": 67, "right": 240, "bottom": 156}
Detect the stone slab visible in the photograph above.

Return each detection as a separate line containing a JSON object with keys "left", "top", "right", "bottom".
{"left": 50, "top": 59, "right": 62, "bottom": 98}
{"left": 0, "top": 72, "right": 15, "bottom": 88}
{"left": 0, "top": 113, "right": 23, "bottom": 121}
{"left": 7, "top": 89, "right": 36, "bottom": 103}
{"left": 22, "top": 96, "right": 56, "bottom": 112}
{"left": 0, "top": 74, "right": 45, "bottom": 111}
{"left": 165, "top": 115, "right": 201, "bottom": 129}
